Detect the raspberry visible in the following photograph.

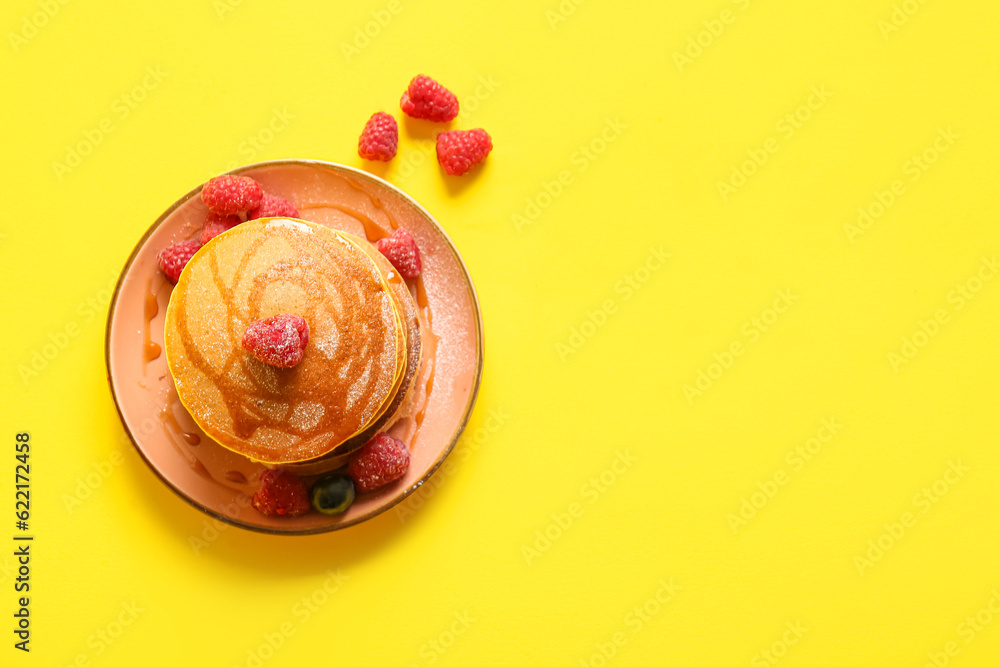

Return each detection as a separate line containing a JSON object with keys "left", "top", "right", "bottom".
{"left": 201, "top": 175, "right": 263, "bottom": 215}
{"left": 157, "top": 239, "right": 202, "bottom": 284}
{"left": 436, "top": 129, "right": 492, "bottom": 176}
{"left": 376, "top": 228, "right": 422, "bottom": 279}
{"left": 200, "top": 212, "right": 241, "bottom": 244}
{"left": 347, "top": 433, "right": 411, "bottom": 493}
{"left": 251, "top": 469, "right": 311, "bottom": 517}
{"left": 358, "top": 112, "right": 398, "bottom": 161}
{"left": 249, "top": 194, "right": 299, "bottom": 220}
{"left": 242, "top": 315, "right": 310, "bottom": 368}
{"left": 399, "top": 75, "right": 459, "bottom": 123}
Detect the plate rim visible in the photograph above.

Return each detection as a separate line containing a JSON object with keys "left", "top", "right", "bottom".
{"left": 104, "top": 159, "right": 485, "bottom": 536}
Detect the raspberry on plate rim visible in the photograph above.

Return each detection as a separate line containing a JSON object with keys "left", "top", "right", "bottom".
{"left": 201, "top": 174, "right": 264, "bottom": 215}
{"left": 347, "top": 433, "right": 411, "bottom": 493}
{"left": 251, "top": 469, "right": 311, "bottom": 517}
{"left": 157, "top": 239, "right": 203, "bottom": 284}
{"left": 376, "top": 228, "right": 423, "bottom": 278}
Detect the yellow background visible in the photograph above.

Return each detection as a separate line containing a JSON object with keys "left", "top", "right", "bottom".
{"left": 1, "top": 0, "right": 998, "bottom": 664}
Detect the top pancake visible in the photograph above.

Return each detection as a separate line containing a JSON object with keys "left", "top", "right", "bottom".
{"left": 280, "top": 235, "right": 423, "bottom": 476}
{"left": 164, "top": 218, "right": 405, "bottom": 463}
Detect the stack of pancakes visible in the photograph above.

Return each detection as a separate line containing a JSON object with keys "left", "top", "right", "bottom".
{"left": 164, "top": 218, "right": 421, "bottom": 475}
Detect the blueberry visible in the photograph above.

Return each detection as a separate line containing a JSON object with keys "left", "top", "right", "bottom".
{"left": 310, "top": 474, "right": 355, "bottom": 515}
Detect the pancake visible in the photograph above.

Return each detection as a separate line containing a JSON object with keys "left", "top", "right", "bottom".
{"left": 355, "top": 236, "right": 410, "bottom": 432}
{"left": 164, "top": 218, "right": 408, "bottom": 464}
{"left": 281, "top": 237, "right": 422, "bottom": 476}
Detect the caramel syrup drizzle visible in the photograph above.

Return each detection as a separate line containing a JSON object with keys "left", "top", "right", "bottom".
{"left": 142, "top": 276, "right": 163, "bottom": 373}
{"left": 295, "top": 173, "right": 437, "bottom": 447}
{"left": 160, "top": 392, "right": 247, "bottom": 489}
{"left": 301, "top": 174, "right": 433, "bottom": 328}
{"left": 159, "top": 400, "right": 211, "bottom": 480}
{"left": 225, "top": 470, "right": 247, "bottom": 484}
{"left": 151, "top": 169, "right": 438, "bottom": 490}
{"left": 175, "top": 226, "right": 393, "bottom": 453}
{"left": 298, "top": 202, "right": 390, "bottom": 242}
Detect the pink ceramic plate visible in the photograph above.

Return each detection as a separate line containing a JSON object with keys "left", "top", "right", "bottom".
{"left": 105, "top": 160, "right": 484, "bottom": 534}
